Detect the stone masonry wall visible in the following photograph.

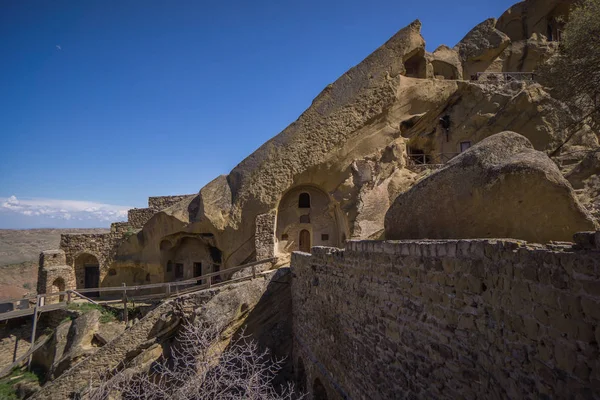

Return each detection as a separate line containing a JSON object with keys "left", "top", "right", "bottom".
{"left": 147, "top": 194, "right": 194, "bottom": 210}
{"left": 127, "top": 208, "right": 156, "bottom": 228}
{"left": 36, "top": 250, "right": 75, "bottom": 299}
{"left": 291, "top": 238, "right": 600, "bottom": 399}
{"left": 58, "top": 232, "right": 125, "bottom": 291}
{"left": 255, "top": 211, "right": 276, "bottom": 261}
{"left": 110, "top": 222, "right": 132, "bottom": 235}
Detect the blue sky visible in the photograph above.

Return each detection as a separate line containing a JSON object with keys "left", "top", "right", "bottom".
{"left": 0, "top": 0, "right": 515, "bottom": 229}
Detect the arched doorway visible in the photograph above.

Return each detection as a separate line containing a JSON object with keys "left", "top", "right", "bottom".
{"left": 51, "top": 278, "right": 65, "bottom": 303}
{"left": 313, "top": 378, "right": 328, "bottom": 400}
{"left": 299, "top": 229, "right": 311, "bottom": 253}
{"left": 74, "top": 253, "right": 100, "bottom": 297}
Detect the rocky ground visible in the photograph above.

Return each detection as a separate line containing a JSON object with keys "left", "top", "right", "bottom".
{"left": 0, "top": 229, "right": 108, "bottom": 300}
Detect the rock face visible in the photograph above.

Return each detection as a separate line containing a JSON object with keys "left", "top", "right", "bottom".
{"left": 103, "top": 1, "right": 598, "bottom": 279}
{"left": 566, "top": 151, "right": 600, "bottom": 220}
{"left": 452, "top": 0, "right": 574, "bottom": 78}
{"left": 455, "top": 18, "right": 511, "bottom": 78}
{"left": 385, "top": 132, "right": 597, "bottom": 242}
{"left": 45, "top": 0, "right": 599, "bottom": 295}
{"left": 32, "top": 270, "right": 291, "bottom": 400}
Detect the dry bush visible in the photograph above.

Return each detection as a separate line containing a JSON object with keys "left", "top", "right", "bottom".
{"left": 89, "top": 321, "right": 301, "bottom": 400}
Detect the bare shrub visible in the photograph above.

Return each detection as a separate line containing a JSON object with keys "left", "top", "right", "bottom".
{"left": 89, "top": 321, "right": 301, "bottom": 400}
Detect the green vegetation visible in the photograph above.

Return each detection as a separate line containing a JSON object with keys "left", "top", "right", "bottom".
{"left": 540, "top": 0, "right": 600, "bottom": 132}
{"left": 0, "top": 369, "right": 41, "bottom": 400}
{"left": 67, "top": 302, "right": 119, "bottom": 324}
{"left": 123, "top": 227, "right": 140, "bottom": 238}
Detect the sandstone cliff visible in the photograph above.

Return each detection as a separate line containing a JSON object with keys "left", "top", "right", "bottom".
{"left": 60, "top": 0, "right": 598, "bottom": 285}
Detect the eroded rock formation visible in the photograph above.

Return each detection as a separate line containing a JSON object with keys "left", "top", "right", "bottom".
{"left": 40, "top": 0, "right": 598, "bottom": 298}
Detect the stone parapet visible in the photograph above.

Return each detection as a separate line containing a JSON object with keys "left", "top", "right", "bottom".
{"left": 127, "top": 208, "right": 155, "bottom": 228}
{"left": 39, "top": 249, "right": 67, "bottom": 268}
{"left": 291, "top": 234, "right": 600, "bottom": 399}
{"left": 147, "top": 194, "right": 195, "bottom": 211}
{"left": 110, "top": 222, "right": 131, "bottom": 235}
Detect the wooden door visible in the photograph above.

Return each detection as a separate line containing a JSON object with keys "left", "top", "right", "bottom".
{"left": 299, "top": 229, "right": 311, "bottom": 253}
{"left": 194, "top": 262, "right": 203, "bottom": 285}
{"left": 84, "top": 265, "right": 100, "bottom": 297}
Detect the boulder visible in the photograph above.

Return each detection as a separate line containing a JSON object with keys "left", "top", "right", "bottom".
{"left": 51, "top": 309, "right": 101, "bottom": 378}
{"left": 454, "top": 18, "right": 511, "bottom": 78}
{"left": 385, "top": 132, "right": 598, "bottom": 243}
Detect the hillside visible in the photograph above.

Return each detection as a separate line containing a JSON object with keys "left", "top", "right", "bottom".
{"left": 0, "top": 229, "right": 108, "bottom": 299}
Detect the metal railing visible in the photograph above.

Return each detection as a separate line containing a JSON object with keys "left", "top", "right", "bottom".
{"left": 475, "top": 72, "right": 537, "bottom": 83}
{"left": 407, "top": 152, "right": 460, "bottom": 167}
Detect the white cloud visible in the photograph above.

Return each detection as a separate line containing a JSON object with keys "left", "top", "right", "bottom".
{"left": 0, "top": 195, "right": 130, "bottom": 223}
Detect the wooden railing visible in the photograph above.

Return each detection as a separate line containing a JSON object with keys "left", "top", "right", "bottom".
{"left": 0, "top": 258, "right": 277, "bottom": 320}
{"left": 0, "top": 257, "right": 277, "bottom": 372}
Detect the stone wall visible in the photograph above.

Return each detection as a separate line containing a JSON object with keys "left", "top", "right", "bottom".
{"left": 255, "top": 211, "right": 275, "bottom": 261}
{"left": 148, "top": 194, "right": 194, "bottom": 211}
{"left": 127, "top": 208, "right": 155, "bottom": 228}
{"left": 0, "top": 318, "right": 32, "bottom": 368}
{"left": 291, "top": 235, "right": 600, "bottom": 399}
{"left": 110, "top": 222, "right": 132, "bottom": 235}
{"left": 58, "top": 233, "right": 123, "bottom": 291}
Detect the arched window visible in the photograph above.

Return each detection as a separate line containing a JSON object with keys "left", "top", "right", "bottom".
{"left": 298, "top": 192, "right": 311, "bottom": 208}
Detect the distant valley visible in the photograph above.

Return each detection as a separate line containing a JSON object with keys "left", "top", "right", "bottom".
{"left": 0, "top": 228, "right": 108, "bottom": 299}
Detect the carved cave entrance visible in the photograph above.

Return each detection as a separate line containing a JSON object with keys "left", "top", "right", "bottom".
{"left": 432, "top": 60, "right": 458, "bottom": 80}
{"left": 161, "top": 236, "right": 222, "bottom": 284}
{"left": 403, "top": 50, "right": 428, "bottom": 79}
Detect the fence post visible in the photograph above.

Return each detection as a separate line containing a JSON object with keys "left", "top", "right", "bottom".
{"left": 252, "top": 265, "right": 256, "bottom": 279}
{"left": 166, "top": 283, "right": 171, "bottom": 297}
{"left": 27, "top": 296, "right": 40, "bottom": 370}
{"left": 122, "top": 283, "right": 128, "bottom": 324}
{"left": 66, "top": 291, "right": 71, "bottom": 305}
